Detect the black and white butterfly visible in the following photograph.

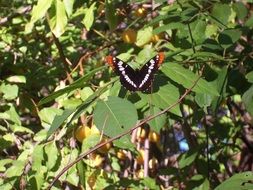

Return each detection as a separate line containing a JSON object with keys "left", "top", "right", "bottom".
{"left": 106, "top": 53, "right": 165, "bottom": 92}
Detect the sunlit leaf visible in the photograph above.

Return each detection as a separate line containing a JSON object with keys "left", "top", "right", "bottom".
{"left": 50, "top": 0, "right": 68, "bottom": 37}
{"left": 47, "top": 109, "right": 74, "bottom": 138}
{"left": 146, "top": 107, "right": 166, "bottom": 133}
{"left": 45, "top": 141, "right": 58, "bottom": 170}
{"left": 245, "top": 71, "right": 253, "bottom": 83}
{"left": 242, "top": 85, "right": 253, "bottom": 116}
{"left": 63, "top": 0, "right": 74, "bottom": 17}
{"left": 30, "top": 0, "right": 53, "bottom": 24}
{"left": 215, "top": 172, "right": 253, "bottom": 190}
{"left": 0, "top": 83, "right": 18, "bottom": 100}
{"left": 136, "top": 27, "right": 153, "bottom": 47}
{"left": 82, "top": 2, "right": 96, "bottom": 31}
{"left": 94, "top": 97, "right": 138, "bottom": 137}
{"left": 211, "top": 3, "right": 231, "bottom": 27}
{"left": 39, "top": 66, "right": 106, "bottom": 106}
{"left": 162, "top": 63, "right": 219, "bottom": 96}
{"left": 5, "top": 160, "right": 25, "bottom": 178}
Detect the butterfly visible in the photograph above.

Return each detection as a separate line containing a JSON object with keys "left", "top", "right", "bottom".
{"left": 106, "top": 52, "right": 165, "bottom": 92}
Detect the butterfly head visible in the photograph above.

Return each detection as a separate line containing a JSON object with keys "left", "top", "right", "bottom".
{"left": 157, "top": 52, "right": 165, "bottom": 66}
{"left": 106, "top": 55, "right": 115, "bottom": 69}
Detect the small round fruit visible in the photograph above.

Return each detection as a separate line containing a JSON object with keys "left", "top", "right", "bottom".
{"left": 117, "top": 149, "right": 127, "bottom": 160}
{"left": 75, "top": 125, "right": 91, "bottom": 142}
{"left": 89, "top": 153, "right": 104, "bottom": 167}
{"left": 134, "top": 7, "right": 147, "bottom": 18}
{"left": 87, "top": 174, "right": 96, "bottom": 188}
{"left": 98, "top": 138, "right": 112, "bottom": 153}
{"left": 136, "top": 149, "right": 145, "bottom": 165}
{"left": 151, "top": 33, "right": 165, "bottom": 43}
{"left": 148, "top": 131, "right": 160, "bottom": 143}
{"left": 136, "top": 127, "right": 147, "bottom": 141}
{"left": 149, "top": 157, "right": 158, "bottom": 169}
{"left": 136, "top": 169, "right": 144, "bottom": 178}
{"left": 122, "top": 29, "right": 137, "bottom": 44}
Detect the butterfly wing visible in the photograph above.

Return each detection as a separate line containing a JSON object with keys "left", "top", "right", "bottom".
{"left": 137, "top": 52, "right": 165, "bottom": 91}
{"left": 106, "top": 56, "right": 139, "bottom": 91}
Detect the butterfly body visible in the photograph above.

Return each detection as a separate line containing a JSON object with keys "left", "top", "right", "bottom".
{"left": 106, "top": 53, "right": 165, "bottom": 92}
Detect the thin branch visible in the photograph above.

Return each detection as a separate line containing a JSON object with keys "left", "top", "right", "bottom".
{"left": 47, "top": 67, "right": 203, "bottom": 190}
{"left": 51, "top": 32, "right": 73, "bottom": 83}
{"left": 187, "top": 23, "right": 196, "bottom": 54}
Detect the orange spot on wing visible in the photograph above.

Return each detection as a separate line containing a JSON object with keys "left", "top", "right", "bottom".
{"left": 106, "top": 56, "right": 115, "bottom": 69}
{"left": 158, "top": 52, "right": 165, "bottom": 66}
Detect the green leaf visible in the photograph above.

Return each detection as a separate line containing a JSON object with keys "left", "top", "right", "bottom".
{"left": 34, "top": 129, "right": 48, "bottom": 142}
{"left": 233, "top": 2, "right": 248, "bottom": 20}
{"left": 153, "top": 22, "right": 184, "bottom": 34}
{"left": 30, "top": 0, "right": 53, "bottom": 24}
{"left": 191, "top": 19, "right": 206, "bottom": 44}
{"left": 29, "top": 166, "right": 47, "bottom": 190}
{"left": 187, "top": 175, "right": 210, "bottom": 190}
{"left": 246, "top": 71, "right": 253, "bottom": 83}
{"left": 82, "top": 2, "right": 96, "bottom": 31}
{"left": 66, "top": 83, "right": 112, "bottom": 128}
{"left": 0, "top": 159, "right": 12, "bottom": 172}
{"left": 0, "top": 83, "right": 18, "bottom": 100}
{"left": 215, "top": 172, "right": 253, "bottom": 190}
{"left": 114, "top": 136, "right": 135, "bottom": 151}
{"left": 10, "top": 124, "right": 34, "bottom": 134}
{"left": 6, "top": 75, "right": 26, "bottom": 83}
{"left": 205, "top": 24, "right": 218, "bottom": 38}
{"left": 80, "top": 87, "right": 94, "bottom": 101}
{"left": 5, "top": 160, "right": 25, "bottom": 178}
{"left": 45, "top": 141, "right": 58, "bottom": 170}
{"left": 105, "top": 0, "right": 118, "bottom": 30}
{"left": 8, "top": 106, "right": 21, "bottom": 125}
{"left": 0, "top": 134, "right": 14, "bottom": 151}
{"left": 180, "top": 6, "right": 199, "bottom": 22}
{"left": 195, "top": 93, "right": 212, "bottom": 113}
{"left": 136, "top": 27, "right": 153, "bottom": 47}
{"left": 141, "top": 177, "right": 159, "bottom": 189}
{"left": 50, "top": 0, "right": 68, "bottom": 37}
{"left": 162, "top": 63, "right": 219, "bottom": 96}
{"left": 242, "top": 85, "right": 253, "bottom": 116}
{"left": 94, "top": 96, "right": 138, "bottom": 137}
{"left": 0, "top": 105, "right": 21, "bottom": 125}
{"left": 218, "top": 29, "right": 242, "bottom": 49}
{"left": 211, "top": 3, "right": 231, "bottom": 27}
{"left": 140, "top": 80, "right": 181, "bottom": 116}
{"left": 211, "top": 66, "right": 228, "bottom": 112}
{"left": 32, "top": 144, "right": 44, "bottom": 171}
{"left": 190, "top": 52, "right": 228, "bottom": 61}
{"left": 38, "top": 108, "right": 63, "bottom": 129}
{"left": 63, "top": 0, "right": 74, "bottom": 17}
{"left": 147, "top": 14, "right": 172, "bottom": 27}
{"left": 111, "top": 157, "right": 121, "bottom": 171}
{"left": 147, "top": 107, "right": 166, "bottom": 133}
{"left": 39, "top": 66, "right": 106, "bottom": 106}
{"left": 81, "top": 134, "right": 100, "bottom": 152}
{"left": 178, "top": 149, "right": 198, "bottom": 168}
{"left": 245, "top": 15, "right": 253, "bottom": 27}
{"left": 47, "top": 109, "right": 74, "bottom": 138}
